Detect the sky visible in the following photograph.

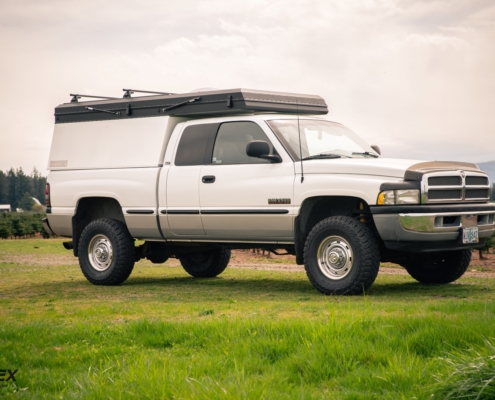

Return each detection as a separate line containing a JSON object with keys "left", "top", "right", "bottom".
{"left": 1, "top": 0, "right": 494, "bottom": 174}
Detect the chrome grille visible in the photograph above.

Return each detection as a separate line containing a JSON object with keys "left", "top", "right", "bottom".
{"left": 422, "top": 171, "right": 490, "bottom": 204}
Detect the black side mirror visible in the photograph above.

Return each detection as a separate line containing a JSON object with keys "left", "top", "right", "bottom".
{"left": 246, "top": 141, "right": 282, "bottom": 163}
{"left": 371, "top": 145, "right": 381, "bottom": 155}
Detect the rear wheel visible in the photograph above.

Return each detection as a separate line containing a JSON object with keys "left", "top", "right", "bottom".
{"left": 179, "top": 248, "right": 231, "bottom": 278}
{"left": 78, "top": 218, "right": 135, "bottom": 285}
{"left": 304, "top": 216, "right": 380, "bottom": 295}
{"left": 401, "top": 250, "right": 471, "bottom": 284}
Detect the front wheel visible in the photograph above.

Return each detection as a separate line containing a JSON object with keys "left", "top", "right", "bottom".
{"left": 400, "top": 250, "right": 471, "bottom": 284}
{"left": 179, "top": 248, "right": 231, "bottom": 278}
{"left": 78, "top": 218, "right": 135, "bottom": 285}
{"left": 304, "top": 216, "right": 380, "bottom": 295}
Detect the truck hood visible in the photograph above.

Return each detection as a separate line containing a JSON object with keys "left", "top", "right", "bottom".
{"left": 302, "top": 158, "right": 482, "bottom": 180}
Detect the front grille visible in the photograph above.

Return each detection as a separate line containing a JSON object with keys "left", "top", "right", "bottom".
{"left": 422, "top": 172, "right": 490, "bottom": 203}
{"left": 428, "top": 176, "right": 461, "bottom": 186}
{"left": 466, "top": 176, "right": 488, "bottom": 186}
{"left": 465, "top": 189, "right": 490, "bottom": 199}
{"left": 428, "top": 190, "right": 462, "bottom": 200}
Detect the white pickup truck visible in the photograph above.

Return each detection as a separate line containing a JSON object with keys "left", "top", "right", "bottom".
{"left": 43, "top": 88, "right": 495, "bottom": 294}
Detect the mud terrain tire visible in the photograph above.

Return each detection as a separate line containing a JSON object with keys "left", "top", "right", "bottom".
{"left": 304, "top": 216, "right": 380, "bottom": 295}
{"left": 78, "top": 218, "right": 135, "bottom": 285}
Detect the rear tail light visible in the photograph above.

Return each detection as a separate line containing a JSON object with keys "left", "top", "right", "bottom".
{"left": 45, "top": 183, "right": 51, "bottom": 207}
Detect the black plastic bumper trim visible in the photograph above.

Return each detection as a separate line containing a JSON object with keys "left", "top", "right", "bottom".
{"left": 42, "top": 218, "right": 56, "bottom": 236}
{"left": 370, "top": 203, "right": 495, "bottom": 215}
{"left": 383, "top": 239, "right": 486, "bottom": 252}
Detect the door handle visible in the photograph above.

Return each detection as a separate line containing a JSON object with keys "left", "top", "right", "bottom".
{"left": 202, "top": 175, "right": 216, "bottom": 183}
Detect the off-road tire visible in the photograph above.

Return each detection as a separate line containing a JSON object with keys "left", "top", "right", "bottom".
{"left": 304, "top": 216, "right": 380, "bottom": 295}
{"left": 78, "top": 218, "right": 135, "bottom": 285}
{"left": 179, "top": 248, "right": 231, "bottom": 278}
{"left": 401, "top": 250, "right": 471, "bottom": 284}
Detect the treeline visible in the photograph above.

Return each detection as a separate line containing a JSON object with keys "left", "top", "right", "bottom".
{"left": 0, "top": 168, "right": 46, "bottom": 210}
{"left": 0, "top": 212, "right": 49, "bottom": 239}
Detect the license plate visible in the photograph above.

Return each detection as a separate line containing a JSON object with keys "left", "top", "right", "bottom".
{"left": 462, "top": 227, "right": 479, "bottom": 244}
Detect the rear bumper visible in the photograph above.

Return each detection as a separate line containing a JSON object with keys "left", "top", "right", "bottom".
{"left": 42, "top": 218, "right": 56, "bottom": 236}
{"left": 371, "top": 203, "right": 495, "bottom": 252}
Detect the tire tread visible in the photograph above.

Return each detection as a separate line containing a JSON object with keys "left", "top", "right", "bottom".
{"left": 304, "top": 216, "right": 380, "bottom": 295}
{"left": 78, "top": 218, "right": 135, "bottom": 285}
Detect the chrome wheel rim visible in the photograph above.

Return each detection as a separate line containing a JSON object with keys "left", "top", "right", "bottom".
{"left": 88, "top": 234, "right": 113, "bottom": 271}
{"left": 317, "top": 236, "right": 353, "bottom": 280}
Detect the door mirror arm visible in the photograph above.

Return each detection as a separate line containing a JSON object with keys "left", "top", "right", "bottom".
{"left": 259, "top": 154, "right": 282, "bottom": 163}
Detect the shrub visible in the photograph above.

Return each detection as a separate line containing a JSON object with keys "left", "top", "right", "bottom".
{"left": 0, "top": 212, "right": 48, "bottom": 238}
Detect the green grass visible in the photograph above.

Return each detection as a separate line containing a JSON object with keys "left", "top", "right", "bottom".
{"left": 1, "top": 239, "right": 495, "bottom": 398}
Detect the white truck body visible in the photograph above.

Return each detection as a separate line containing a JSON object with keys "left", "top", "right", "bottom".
{"left": 44, "top": 88, "right": 495, "bottom": 294}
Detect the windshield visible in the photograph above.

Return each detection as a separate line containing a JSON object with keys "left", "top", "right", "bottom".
{"left": 266, "top": 119, "right": 378, "bottom": 160}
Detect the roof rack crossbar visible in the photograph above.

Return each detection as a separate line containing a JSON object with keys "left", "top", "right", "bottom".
{"left": 70, "top": 94, "right": 118, "bottom": 103}
{"left": 123, "top": 89, "right": 176, "bottom": 98}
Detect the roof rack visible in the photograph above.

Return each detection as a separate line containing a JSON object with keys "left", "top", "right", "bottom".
{"left": 123, "top": 89, "right": 175, "bottom": 98}
{"left": 56, "top": 88, "right": 328, "bottom": 124}
{"left": 70, "top": 94, "right": 118, "bottom": 103}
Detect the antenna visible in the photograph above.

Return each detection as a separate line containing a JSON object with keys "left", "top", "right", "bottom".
{"left": 296, "top": 97, "right": 304, "bottom": 183}
{"left": 122, "top": 89, "right": 176, "bottom": 98}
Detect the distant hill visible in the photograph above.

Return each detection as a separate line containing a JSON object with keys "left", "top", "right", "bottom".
{"left": 477, "top": 161, "right": 495, "bottom": 184}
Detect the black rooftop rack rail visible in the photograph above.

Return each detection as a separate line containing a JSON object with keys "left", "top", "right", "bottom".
{"left": 54, "top": 88, "right": 328, "bottom": 124}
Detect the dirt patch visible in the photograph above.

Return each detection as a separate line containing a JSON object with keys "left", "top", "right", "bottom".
{"left": 2, "top": 248, "right": 494, "bottom": 278}
{"left": 0, "top": 253, "right": 78, "bottom": 266}
{"left": 469, "top": 249, "right": 495, "bottom": 271}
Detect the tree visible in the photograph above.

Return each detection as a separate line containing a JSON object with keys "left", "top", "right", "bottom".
{"left": 18, "top": 193, "right": 35, "bottom": 211}
{"left": 0, "top": 213, "right": 10, "bottom": 239}
{"left": 10, "top": 217, "right": 25, "bottom": 238}
{"left": 7, "top": 168, "right": 17, "bottom": 209}
{"left": 31, "top": 167, "right": 46, "bottom": 205}
{"left": 0, "top": 170, "right": 8, "bottom": 204}
{"left": 478, "top": 232, "right": 495, "bottom": 259}
{"left": 17, "top": 168, "right": 32, "bottom": 201}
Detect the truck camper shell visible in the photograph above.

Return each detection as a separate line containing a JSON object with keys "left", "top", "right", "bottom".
{"left": 54, "top": 88, "right": 328, "bottom": 124}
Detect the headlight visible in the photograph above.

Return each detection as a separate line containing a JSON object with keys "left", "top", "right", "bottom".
{"left": 377, "top": 189, "right": 420, "bottom": 205}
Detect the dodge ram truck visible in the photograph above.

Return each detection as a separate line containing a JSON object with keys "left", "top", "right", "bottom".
{"left": 43, "top": 88, "right": 495, "bottom": 294}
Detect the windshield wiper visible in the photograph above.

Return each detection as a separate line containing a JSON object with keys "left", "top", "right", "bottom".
{"left": 302, "top": 154, "right": 343, "bottom": 160}
{"left": 351, "top": 151, "right": 379, "bottom": 158}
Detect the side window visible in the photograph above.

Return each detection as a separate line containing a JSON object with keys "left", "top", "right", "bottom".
{"left": 175, "top": 124, "right": 214, "bottom": 166}
{"left": 212, "top": 122, "right": 274, "bottom": 164}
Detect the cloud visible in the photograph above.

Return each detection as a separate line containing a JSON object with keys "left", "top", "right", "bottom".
{"left": 1, "top": 0, "right": 495, "bottom": 173}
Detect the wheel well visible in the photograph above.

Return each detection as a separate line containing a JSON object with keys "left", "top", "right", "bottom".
{"left": 72, "top": 197, "right": 125, "bottom": 256}
{"left": 294, "top": 196, "right": 375, "bottom": 264}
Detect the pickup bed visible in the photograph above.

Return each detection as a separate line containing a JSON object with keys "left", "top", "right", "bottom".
{"left": 43, "top": 88, "right": 495, "bottom": 294}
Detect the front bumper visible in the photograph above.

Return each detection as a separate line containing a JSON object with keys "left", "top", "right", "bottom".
{"left": 370, "top": 203, "right": 495, "bottom": 252}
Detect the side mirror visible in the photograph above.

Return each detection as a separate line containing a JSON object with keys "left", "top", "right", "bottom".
{"left": 371, "top": 145, "right": 381, "bottom": 155}
{"left": 246, "top": 141, "right": 282, "bottom": 163}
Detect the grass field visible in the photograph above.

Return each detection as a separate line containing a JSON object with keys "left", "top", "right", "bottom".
{"left": 1, "top": 239, "right": 495, "bottom": 399}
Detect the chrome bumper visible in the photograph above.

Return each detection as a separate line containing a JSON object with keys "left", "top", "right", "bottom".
{"left": 373, "top": 210, "right": 495, "bottom": 243}
{"left": 399, "top": 211, "right": 495, "bottom": 233}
